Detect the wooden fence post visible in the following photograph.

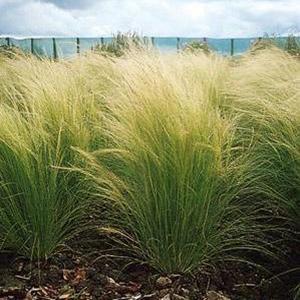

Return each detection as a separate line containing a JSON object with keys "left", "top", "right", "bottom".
{"left": 76, "top": 37, "right": 80, "bottom": 54}
{"left": 6, "top": 37, "right": 10, "bottom": 47}
{"left": 30, "top": 38, "right": 34, "bottom": 54}
{"left": 230, "top": 38, "right": 234, "bottom": 56}
{"left": 176, "top": 37, "right": 180, "bottom": 51}
{"left": 100, "top": 37, "right": 104, "bottom": 45}
{"left": 52, "top": 38, "right": 58, "bottom": 60}
{"left": 151, "top": 37, "right": 155, "bottom": 46}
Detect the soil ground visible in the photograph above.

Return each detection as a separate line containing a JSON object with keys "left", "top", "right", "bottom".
{"left": 0, "top": 233, "right": 299, "bottom": 300}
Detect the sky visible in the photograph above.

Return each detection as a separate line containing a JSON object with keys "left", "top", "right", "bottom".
{"left": 0, "top": 0, "right": 299, "bottom": 38}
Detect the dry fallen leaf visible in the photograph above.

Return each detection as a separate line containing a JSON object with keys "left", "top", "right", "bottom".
{"left": 72, "top": 268, "right": 87, "bottom": 285}
{"left": 59, "top": 293, "right": 72, "bottom": 299}
{"left": 105, "top": 278, "right": 142, "bottom": 295}
{"left": 63, "top": 269, "right": 73, "bottom": 281}
{"left": 25, "top": 291, "right": 33, "bottom": 300}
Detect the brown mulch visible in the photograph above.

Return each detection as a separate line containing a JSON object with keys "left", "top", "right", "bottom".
{"left": 0, "top": 238, "right": 299, "bottom": 300}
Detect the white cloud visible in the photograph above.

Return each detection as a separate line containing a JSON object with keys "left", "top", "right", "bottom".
{"left": 0, "top": 0, "right": 299, "bottom": 37}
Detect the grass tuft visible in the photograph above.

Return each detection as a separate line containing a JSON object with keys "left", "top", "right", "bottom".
{"left": 82, "top": 52, "right": 281, "bottom": 273}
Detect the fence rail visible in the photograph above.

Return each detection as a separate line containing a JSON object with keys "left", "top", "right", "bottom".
{"left": 0, "top": 36, "right": 297, "bottom": 59}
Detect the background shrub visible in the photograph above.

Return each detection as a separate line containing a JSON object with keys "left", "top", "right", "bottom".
{"left": 182, "top": 40, "right": 212, "bottom": 54}
{"left": 94, "top": 32, "right": 147, "bottom": 57}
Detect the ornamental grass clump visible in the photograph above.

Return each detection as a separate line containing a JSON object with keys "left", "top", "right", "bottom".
{"left": 0, "top": 55, "right": 113, "bottom": 151}
{"left": 227, "top": 48, "right": 300, "bottom": 226}
{"left": 285, "top": 35, "right": 300, "bottom": 57}
{"left": 226, "top": 47, "right": 300, "bottom": 299}
{"left": 84, "top": 52, "right": 272, "bottom": 273}
{"left": 0, "top": 48, "right": 295, "bottom": 274}
{"left": 0, "top": 105, "right": 88, "bottom": 259}
{"left": 0, "top": 55, "right": 114, "bottom": 259}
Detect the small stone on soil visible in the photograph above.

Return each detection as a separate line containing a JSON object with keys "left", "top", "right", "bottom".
{"left": 205, "top": 290, "right": 231, "bottom": 300}
{"left": 156, "top": 277, "right": 172, "bottom": 288}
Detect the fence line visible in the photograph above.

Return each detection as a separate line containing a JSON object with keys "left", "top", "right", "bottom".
{"left": 1, "top": 36, "right": 297, "bottom": 58}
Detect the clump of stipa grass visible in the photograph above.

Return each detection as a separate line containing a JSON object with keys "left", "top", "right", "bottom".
{"left": 83, "top": 52, "right": 277, "bottom": 274}
{"left": 226, "top": 48, "right": 300, "bottom": 226}
{"left": 0, "top": 105, "right": 91, "bottom": 259}
{"left": 249, "top": 35, "right": 300, "bottom": 57}
{"left": 0, "top": 55, "right": 115, "bottom": 260}
{"left": 224, "top": 49, "right": 300, "bottom": 300}
{"left": 249, "top": 36, "right": 278, "bottom": 54}
{"left": 0, "top": 54, "right": 117, "bottom": 151}
{"left": 0, "top": 45, "right": 25, "bottom": 59}
{"left": 285, "top": 35, "right": 300, "bottom": 57}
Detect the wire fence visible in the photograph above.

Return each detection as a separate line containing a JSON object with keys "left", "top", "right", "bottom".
{"left": 0, "top": 36, "right": 297, "bottom": 59}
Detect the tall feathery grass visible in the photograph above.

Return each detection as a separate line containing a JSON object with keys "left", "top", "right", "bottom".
{"left": 82, "top": 52, "right": 278, "bottom": 273}
{"left": 225, "top": 49, "right": 300, "bottom": 296}
{"left": 227, "top": 48, "right": 300, "bottom": 226}
{"left": 0, "top": 47, "right": 298, "bottom": 286}
{"left": 0, "top": 54, "right": 117, "bottom": 259}
{"left": 0, "top": 105, "right": 86, "bottom": 259}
